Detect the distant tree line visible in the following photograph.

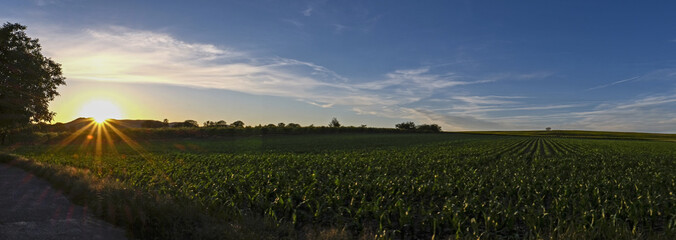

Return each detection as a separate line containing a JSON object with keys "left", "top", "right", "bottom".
{"left": 395, "top": 121, "right": 442, "bottom": 133}
{"left": 5, "top": 117, "right": 443, "bottom": 144}
{"left": 25, "top": 117, "right": 443, "bottom": 133}
{"left": 140, "top": 119, "right": 247, "bottom": 128}
{"left": 102, "top": 125, "right": 409, "bottom": 141}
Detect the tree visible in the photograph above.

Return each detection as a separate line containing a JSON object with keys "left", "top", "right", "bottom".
{"left": 277, "top": 122, "right": 285, "bottom": 128}
{"left": 216, "top": 120, "right": 227, "bottom": 127}
{"left": 173, "top": 120, "right": 198, "bottom": 128}
{"left": 0, "top": 23, "right": 66, "bottom": 144}
{"left": 417, "top": 124, "right": 442, "bottom": 133}
{"left": 287, "top": 123, "right": 301, "bottom": 128}
{"left": 231, "top": 120, "right": 245, "bottom": 128}
{"left": 203, "top": 120, "right": 215, "bottom": 127}
{"left": 329, "top": 117, "right": 341, "bottom": 128}
{"left": 183, "top": 120, "right": 199, "bottom": 128}
{"left": 395, "top": 121, "right": 416, "bottom": 130}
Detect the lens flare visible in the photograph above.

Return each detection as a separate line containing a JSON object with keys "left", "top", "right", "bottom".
{"left": 78, "top": 99, "right": 123, "bottom": 123}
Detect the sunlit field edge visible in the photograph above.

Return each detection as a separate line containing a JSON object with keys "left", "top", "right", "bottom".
{"left": 1, "top": 132, "right": 675, "bottom": 239}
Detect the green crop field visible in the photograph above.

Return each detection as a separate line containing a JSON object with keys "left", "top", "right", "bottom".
{"left": 2, "top": 132, "right": 675, "bottom": 239}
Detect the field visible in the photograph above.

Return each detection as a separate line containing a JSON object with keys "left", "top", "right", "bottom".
{"left": 2, "top": 132, "right": 675, "bottom": 239}
{"left": 466, "top": 130, "right": 676, "bottom": 142}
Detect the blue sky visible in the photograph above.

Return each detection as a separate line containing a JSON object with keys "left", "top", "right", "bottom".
{"left": 3, "top": 1, "right": 676, "bottom": 132}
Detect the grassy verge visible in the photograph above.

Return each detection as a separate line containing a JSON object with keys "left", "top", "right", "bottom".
{"left": 0, "top": 153, "right": 391, "bottom": 240}
{"left": 0, "top": 153, "right": 288, "bottom": 240}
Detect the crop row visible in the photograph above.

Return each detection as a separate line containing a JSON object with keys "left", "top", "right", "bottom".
{"left": 17, "top": 135, "right": 676, "bottom": 238}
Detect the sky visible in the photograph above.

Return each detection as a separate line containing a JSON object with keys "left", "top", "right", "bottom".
{"left": 2, "top": 1, "right": 676, "bottom": 132}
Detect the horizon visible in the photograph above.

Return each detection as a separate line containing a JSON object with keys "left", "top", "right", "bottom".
{"left": 48, "top": 117, "right": 676, "bottom": 136}
{"left": 3, "top": 1, "right": 676, "bottom": 133}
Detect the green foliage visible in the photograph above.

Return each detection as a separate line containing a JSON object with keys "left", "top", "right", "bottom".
{"left": 395, "top": 122, "right": 442, "bottom": 132}
{"left": 215, "top": 120, "right": 227, "bottom": 127}
{"left": 231, "top": 120, "right": 245, "bottom": 128}
{"left": 395, "top": 121, "right": 416, "bottom": 130}
{"left": 184, "top": 120, "right": 198, "bottom": 127}
{"left": 416, "top": 123, "right": 441, "bottom": 133}
{"left": 329, "top": 117, "right": 341, "bottom": 128}
{"left": 172, "top": 120, "right": 199, "bottom": 128}
{"left": 6, "top": 134, "right": 676, "bottom": 239}
{"left": 203, "top": 120, "right": 215, "bottom": 127}
{"left": 0, "top": 22, "right": 65, "bottom": 142}
{"left": 467, "top": 130, "right": 676, "bottom": 142}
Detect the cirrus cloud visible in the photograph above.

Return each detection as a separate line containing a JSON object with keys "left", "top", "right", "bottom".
{"left": 25, "top": 24, "right": 676, "bottom": 132}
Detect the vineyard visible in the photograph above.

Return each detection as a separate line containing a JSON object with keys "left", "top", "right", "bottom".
{"left": 4, "top": 133, "right": 676, "bottom": 239}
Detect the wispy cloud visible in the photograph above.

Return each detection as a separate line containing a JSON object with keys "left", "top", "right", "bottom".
{"left": 356, "top": 67, "right": 485, "bottom": 91}
{"left": 302, "top": 6, "right": 313, "bottom": 16}
{"left": 615, "top": 95, "right": 676, "bottom": 109}
{"left": 587, "top": 76, "right": 641, "bottom": 91}
{"left": 424, "top": 93, "right": 676, "bottom": 132}
{"left": 302, "top": 100, "right": 335, "bottom": 108}
{"left": 333, "top": 24, "right": 347, "bottom": 34}
{"left": 39, "top": 26, "right": 350, "bottom": 98}
{"left": 37, "top": 27, "right": 510, "bottom": 128}
{"left": 31, "top": 25, "right": 676, "bottom": 132}
{"left": 35, "top": 26, "right": 415, "bottom": 113}
{"left": 410, "top": 109, "right": 505, "bottom": 131}
{"left": 557, "top": 93, "right": 676, "bottom": 132}
{"left": 31, "top": 0, "right": 60, "bottom": 6}
{"left": 283, "top": 19, "right": 304, "bottom": 28}
{"left": 37, "top": 27, "right": 570, "bottom": 130}
{"left": 452, "top": 96, "right": 522, "bottom": 105}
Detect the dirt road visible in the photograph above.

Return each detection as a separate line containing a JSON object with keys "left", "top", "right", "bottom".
{"left": 0, "top": 163, "right": 127, "bottom": 240}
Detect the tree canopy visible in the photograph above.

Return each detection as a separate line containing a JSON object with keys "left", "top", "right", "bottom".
{"left": 395, "top": 121, "right": 416, "bottom": 130}
{"left": 417, "top": 124, "right": 442, "bottom": 133}
{"left": 1, "top": 23, "right": 65, "bottom": 143}
{"left": 329, "top": 117, "right": 341, "bottom": 127}
{"left": 183, "top": 120, "right": 199, "bottom": 128}
{"left": 231, "top": 120, "right": 245, "bottom": 128}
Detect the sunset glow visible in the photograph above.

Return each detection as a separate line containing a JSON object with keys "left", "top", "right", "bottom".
{"left": 78, "top": 99, "right": 123, "bottom": 123}
{"left": 8, "top": 1, "right": 676, "bottom": 132}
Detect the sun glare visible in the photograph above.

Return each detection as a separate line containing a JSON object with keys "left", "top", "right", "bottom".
{"left": 78, "top": 99, "right": 123, "bottom": 123}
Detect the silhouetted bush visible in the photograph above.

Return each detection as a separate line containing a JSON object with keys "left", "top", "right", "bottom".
{"left": 417, "top": 124, "right": 442, "bottom": 133}
{"left": 231, "top": 120, "right": 245, "bottom": 128}
{"left": 395, "top": 121, "right": 416, "bottom": 130}
{"left": 173, "top": 120, "right": 199, "bottom": 128}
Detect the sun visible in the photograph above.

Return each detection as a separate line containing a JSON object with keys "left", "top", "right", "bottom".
{"left": 78, "top": 99, "right": 123, "bottom": 123}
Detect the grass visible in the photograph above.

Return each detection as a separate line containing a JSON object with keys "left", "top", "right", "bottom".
{"left": 2, "top": 132, "right": 675, "bottom": 239}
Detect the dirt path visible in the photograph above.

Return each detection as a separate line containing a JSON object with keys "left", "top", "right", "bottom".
{"left": 0, "top": 163, "right": 127, "bottom": 240}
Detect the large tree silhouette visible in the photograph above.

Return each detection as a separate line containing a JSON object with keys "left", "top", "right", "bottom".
{"left": 0, "top": 23, "right": 65, "bottom": 144}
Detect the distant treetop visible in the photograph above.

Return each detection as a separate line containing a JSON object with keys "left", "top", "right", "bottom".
{"left": 329, "top": 117, "right": 341, "bottom": 127}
